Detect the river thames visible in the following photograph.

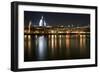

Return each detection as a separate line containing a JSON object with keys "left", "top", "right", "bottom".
{"left": 24, "top": 34, "right": 90, "bottom": 62}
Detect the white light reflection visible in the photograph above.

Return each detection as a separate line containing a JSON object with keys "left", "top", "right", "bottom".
{"left": 37, "top": 36, "right": 47, "bottom": 60}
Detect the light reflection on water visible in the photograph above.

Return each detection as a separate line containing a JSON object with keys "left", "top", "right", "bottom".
{"left": 24, "top": 34, "right": 90, "bottom": 61}
{"left": 37, "top": 36, "right": 47, "bottom": 60}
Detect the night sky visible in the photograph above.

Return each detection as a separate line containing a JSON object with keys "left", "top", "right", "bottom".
{"left": 24, "top": 11, "right": 90, "bottom": 27}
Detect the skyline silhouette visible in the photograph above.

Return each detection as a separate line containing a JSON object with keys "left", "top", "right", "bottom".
{"left": 24, "top": 11, "right": 90, "bottom": 27}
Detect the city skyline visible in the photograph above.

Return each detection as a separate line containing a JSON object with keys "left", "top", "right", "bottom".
{"left": 24, "top": 11, "right": 90, "bottom": 27}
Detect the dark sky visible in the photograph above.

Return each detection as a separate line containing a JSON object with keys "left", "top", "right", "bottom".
{"left": 24, "top": 11, "right": 90, "bottom": 27}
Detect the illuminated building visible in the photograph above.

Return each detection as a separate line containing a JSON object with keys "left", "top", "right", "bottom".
{"left": 24, "top": 16, "right": 90, "bottom": 35}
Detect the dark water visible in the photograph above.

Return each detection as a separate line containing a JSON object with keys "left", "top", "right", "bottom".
{"left": 24, "top": 34, "right": 90, "bottom": 62}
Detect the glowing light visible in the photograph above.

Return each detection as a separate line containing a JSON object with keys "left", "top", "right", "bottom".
{"left": 28, "top": 35, "right": 31, "bottom": 39}
{"left": 39, "top": 16, "right": 43, "bottom": 26}
{"left": 24, "top": 35, "right": 27, "bottom": 38}
{"left": 51, "top": 30, "right": 54, "bottom": 33}
{"left": 66, "top": 35, "right": 70, "bottom": 48}
{"left": 44, "top": 21, "right": 46, "bottom": 26}
{"left": 39, "top": 16, "right": 46, "bottom": 26}
{"left": 51, "top": 37, "right": 54, "bottom": 49}
{"left": 66, "top": 35, "right": 70, "bottom": 56}
{"left": 80, "top": 35, "right": 83, "bottom": 48}
{"left": 58, "top": 31, "right": 63, "bottom": 33}
{"left": 66, "top": 34, "right": 70, "bottom": 39}
{"left": 38, "top": 36, "right": 47, "bottom": 60}
{"left": 51, "top": 35, "right": 54, "bottom": 49}
{"left": 27, "top": 35, "right": 31, "bottom": 56}
{"left": 55, "top": 35, "right": 57, "bottom": 49}
{"left": 55, "top": 35, "right": 57, "bottom": 38}
{"left": 80, "top": 35, "right": 83, "bottom": 38}
{"left": 66, "top": 31, "right": 69, "bottom": 33}
{"left": 28, "top": 21, "right": 32, "bottom": 33}
{"left": 28, "top": 38, "right": 31, "bottom": 49}
{"left": 51, "top": 35, "right": 54, "bottom": 38}
{"left": 59, "top": 35, "right": 62, "bottom": 48}
{"left": 39, "top": 36, "right": 44, "bottom": 50}
{"left": 34, "top": 31, "right": 39, "bottom": 33}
